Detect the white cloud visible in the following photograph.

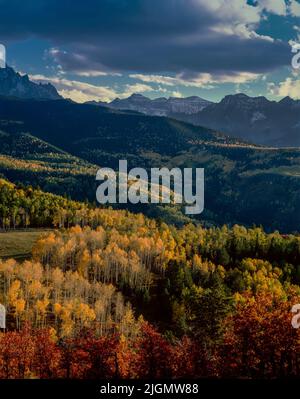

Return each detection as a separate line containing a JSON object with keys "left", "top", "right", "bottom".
{"left": 130, "top": 71, "right": 261, "bottom": 89}
{"left": 57, "top": 89, "right": 100, "bottom": 102}
{"left": 29, "top": 74, "right": 156, "bottom": 102}
{"left": 198, "top": 0, "right": 261, "bottom": 25}
{"left": 171, "top": 91, "right": 184, "bottom": 98}
{"left": 258, "top": 0, "right": 287, "bottom": 16}
{"left": 198, "top": 0, "right": 287, "bottom": 38}
{"left": 70, "top": 70, "right": 122, "bottom": 78}
{"left": 130, "top": 74, "right": 180, "bottom": 87}
{"left": 290, "top": 0, "right": 300, "bottom": 17}
{"left": 74, "top": 71, "right": 108, "bottom": 77}
{"left": 210, "top": 23, "right": 273, "bottom": 41}
{"left": 268, "top": 78, "right": 300, "bottom": 99}
{"left": 121, "top": 83, "right": 154, "bottom": 97}
{"left": 29, "top": 74, "right": 118, "bottom": 102}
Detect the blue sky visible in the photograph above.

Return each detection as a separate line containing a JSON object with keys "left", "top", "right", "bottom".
{"left": 1, "top": 0, "right": 300, "bottom": 102}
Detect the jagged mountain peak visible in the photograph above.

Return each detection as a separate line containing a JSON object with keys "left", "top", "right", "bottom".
{"left": 177, "top": 93, "right": 300, "bottom": 147}
{"left": 128, "top": 93, "right": 147, "bottom": 99}
{"left": 100, "top": 93, "right": 213, "bottom": 116}
{"left": 278, "top": 96, "right": 299, "bottom": 106}
{"left": 220, "top": 93, "right": 269, "bottom": 106}
{"left": 0, "top": 65, "right": 61, "bottom": 100}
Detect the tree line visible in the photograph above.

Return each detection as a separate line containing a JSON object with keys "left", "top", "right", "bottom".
{"left": 1, "top": 178, "right": 300, "bottom": 378}
{"left": 1, "top": 295, "right": 300, "bottom": 379}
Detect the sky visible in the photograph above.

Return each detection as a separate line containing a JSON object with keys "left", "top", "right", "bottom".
{"left": 1, "top": 0, "right": 300, "bottom": 103}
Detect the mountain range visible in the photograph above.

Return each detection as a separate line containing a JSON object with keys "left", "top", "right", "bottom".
{"left": 90, "top": 93, "right": 300, "bottom": 147}
{"left": 0, "top": 66, "right": 299, "bottom": 147}
{"left": 0, "top": 66, "right": 61, "bottom": 100}
{"left": 178, "top": 93, "right": 300, "bottom": 147}
{"left": 0, "top": 66, "right": 298, "bottom": 232}
{"left": 88, "top": 94, "right": 213, "bottom": 116}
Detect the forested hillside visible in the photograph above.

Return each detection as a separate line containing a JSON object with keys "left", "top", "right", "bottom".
{"left": 0, "top": 97, "right": 299, "bottom": 232}
{"left": 0, "top": 179, "right": 88, "bottom": 229}
{"left": 0, "top": 94, "right": 299, "bottom": 378}
{"left": 0, "top": 129, "right": 98, "bottom": 200}
{"left": 0, "top": 179, "right": 300, "bottom": 378}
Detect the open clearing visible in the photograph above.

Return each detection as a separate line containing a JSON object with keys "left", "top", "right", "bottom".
{"left": 0, "top": 229, "right": 53, "bottom": 260}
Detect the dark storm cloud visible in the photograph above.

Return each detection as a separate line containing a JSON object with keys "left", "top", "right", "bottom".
{"left": 0, "top": 0, "right": 292, "bottom": 75}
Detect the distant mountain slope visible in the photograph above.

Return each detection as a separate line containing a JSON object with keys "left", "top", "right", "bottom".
{"left": 0, "top": 96, "right": 299, "bottom": 232}
{"left": 165, "top": 94, "right": 300, "bottom": 147}
{"left": 1, "top": 65, "right": 297, "bottom": 148}
{"left": 88, "top": 93, "right": 213, "bottom": 116}
{"left": 0, "top": 66, "right": 61, "bottom": 100}
{"left": 0, "top": 127, "right": 98, "bottom": 200}
{"left": 96, "top": 93, "right": 300, "bottom": 147}
{"left": 0, "top": 96, "right": 235, "bottom": 165}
